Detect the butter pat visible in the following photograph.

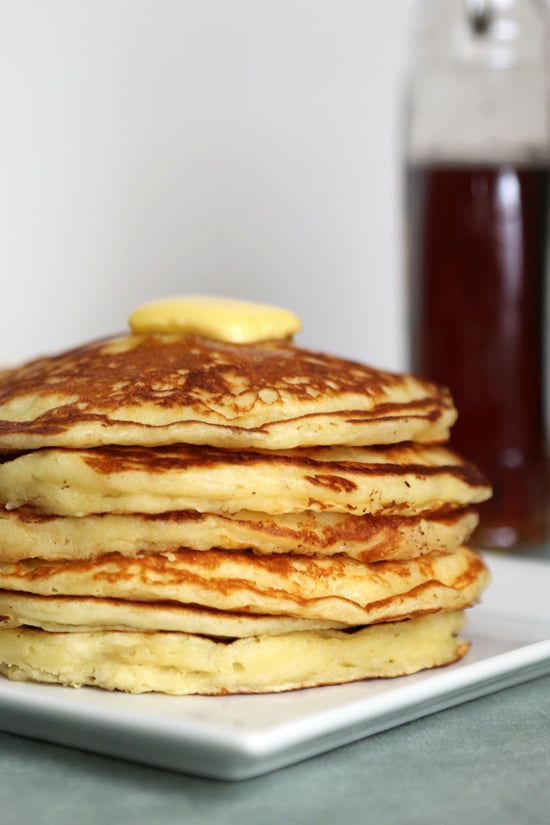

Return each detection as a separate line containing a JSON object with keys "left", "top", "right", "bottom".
{"left": 128, "top": 295, "right": 302, "bottom": 343}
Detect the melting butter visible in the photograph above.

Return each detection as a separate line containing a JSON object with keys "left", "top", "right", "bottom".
{"left": 128, "top": 295, "right": 302, "bottom": 343}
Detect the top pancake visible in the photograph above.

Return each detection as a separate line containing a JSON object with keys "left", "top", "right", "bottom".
{"left": 0, "top": 333, "right": 456, "bottom": 451}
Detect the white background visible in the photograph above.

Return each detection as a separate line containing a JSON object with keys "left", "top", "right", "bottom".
{"left": 1, "top": 0, "right": 417, "bottom": 368}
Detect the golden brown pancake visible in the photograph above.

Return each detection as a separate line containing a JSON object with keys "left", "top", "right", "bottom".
{"left": 0, "top": 443, "right": 491, "bottom": 517}
{"left": 0, "top": 333, "right": 457, "bottom": 451}
{"left": 0, "top": 591, "right": 346, "bottom": 635}
{"left": 0, "top": 611, "right": 470, "bottom": 694}
{"left": 0, "top": 506, "right": 479, "bottom": 563}
{"left": 0, "top": 546, "right": 490, "bottom": 625}
{"left": 0, "top": 305, "right": 493, "bottom": 696}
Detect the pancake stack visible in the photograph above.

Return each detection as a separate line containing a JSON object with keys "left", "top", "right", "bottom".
{"left": 0, "top": 298, "right": 491, "bottom": 694}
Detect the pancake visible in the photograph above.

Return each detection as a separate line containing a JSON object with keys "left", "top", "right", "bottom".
{"left": 0, "top": 546, "right": 490, "bottom": 625}
{"left": 0, "top": 299, "right": 493, "bottom": 696}
{"left": 0, "top": 506, "right": 479, "bottom": 563}
{"left": 0, "top": 443, "right": 491, "bottom": 517}
{"left": 0, "top": 610, "right": 469, "bottom": 694}
{"left": 0, "top": 591, "right": 345, "bottom": 635}
{"left": 0, "top": 333, "right": 456, "bottom": 451}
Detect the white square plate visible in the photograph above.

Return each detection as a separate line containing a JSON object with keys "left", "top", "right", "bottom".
{"left": 0, "top": 551, "right": 549, "bottom": 780}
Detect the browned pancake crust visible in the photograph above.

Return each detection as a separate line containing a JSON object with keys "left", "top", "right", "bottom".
{"left": 0, "top": 333, "right": 456, "bottom": 449}
{"left": 0, "top": 546, "right": 490, "bottom": 625}
{"left": 78, "top": 442, "right": 488, "bottom": 486}
{"left": 0, "top": 505, "right": 479, "bottom": 563}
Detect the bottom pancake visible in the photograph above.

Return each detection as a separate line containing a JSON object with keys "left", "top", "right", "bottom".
{"left": 0, "top": 610, "right": 468, "bottom": 695}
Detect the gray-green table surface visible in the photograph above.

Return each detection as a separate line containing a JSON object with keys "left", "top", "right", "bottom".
{"left": 2, "top": 548, "right": 549, "bottom": 825}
